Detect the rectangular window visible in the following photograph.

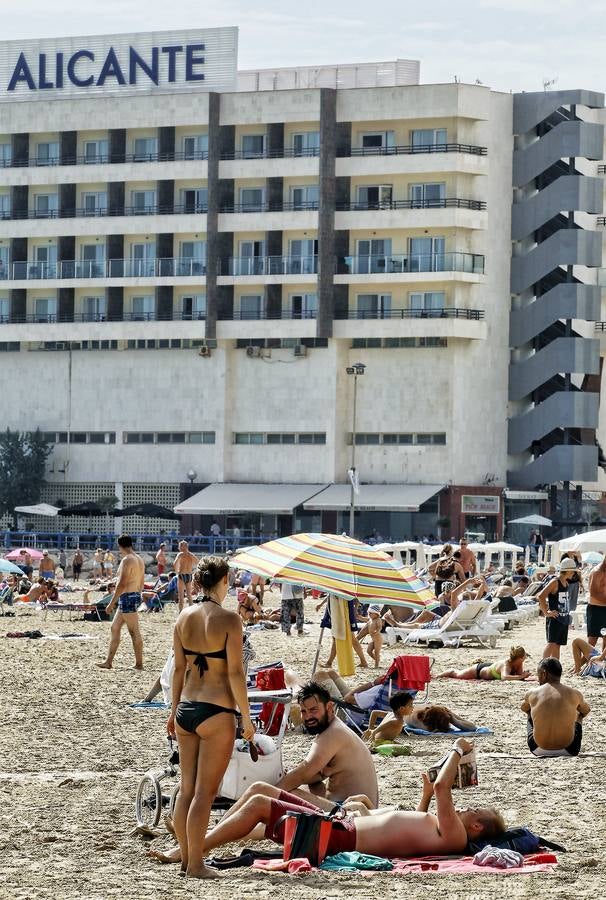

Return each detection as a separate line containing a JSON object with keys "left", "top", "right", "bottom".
{"left": 356, "top": 185, "right": 393, "bottom": 208}
{"left": 34, "top": 194, "right": 59, "bottom": 217}
{"left": 131, "top": 190, "right": 157, "bottom": 214}
{"left": 131, "top": 295, "right": 155, "bottom": 319}
{"left": 234, "top": 433, "right": 249, "bottom": 444}
{"left": 36, "top": 141, "right": 60, "bottom": 165}
{"left": 34, "top": 297, "right": 57, "bottom": 321}
{"left": 290, "top": 185, "right": 319, "bottom": 209}
{"left": 356, "top": 294, "right": 391, "bottom": 319}
{"left": 241, "top": 134, "right": 265, "bottom": 158}
{"left": 432, "top": 433, "right": 447, "bottom": 445}
{"left": 156, "top": 433, "right": 171, "bottom": 444}
{"left": 57, "top": 432, "right": 68, "bottom": 443}
{"left": 409, "top": 291, "right": 446, "bottom": 313}
{"left": 398, "top": 433, "right": 414, "bottom": 444}
{"left": 416, "top": 434, "right": 432, "bottom": 445}
{"left": 382, "top": 434, "right": 398, "bottom": 445}
{"left": 181, "top": 294, "right": 206, "bottom": 320}
{"left": 125, "top": 433, "right": 140, "bottom": 444}
{"left": 183, "top": 134, "right": 208, "bottom": 159}
{"left": 88, "top": 433, "right": 105, "bottom": 444}
{"left": 409, "top": 182, "right": 445, "bottom": 207}
{"left": 360, "top": 131, "right": 395, "bottom": 151}
{"left": 84, "top": 139, "right": 109, "bottom": 163}
{"left": 0, "top": 143, "right": 12, "bottom": 166}
{"left": 189, "top": 432, "right": 215, "bottom": 444}
{"left": 133, "top": 137, "right": 158, "bottom": 160}
{"left": 292, "top": 131, "right": 320, "bottom": 156}
{"left": 70, "top": 432, "right": 87, "bottom": 444}
{"left": 239, "top": 188, "right": 265, "bottom": 211}
{"left": 249, "top": 433, "right": 264, "bottom": 445}
{"left": 411, "top": 128, "right": 447, "bottom": 149}
{"left": 240, "top": 295, "right": 263, "bottom": 319}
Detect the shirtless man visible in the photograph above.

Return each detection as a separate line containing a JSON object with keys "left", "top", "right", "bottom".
{"left": 521, "top": 657, "right": 590, "bottom": 757}
{"left": 18, "top": 550, "right": 33, "bottom": 578}
{"left": 587, "top": 557, "right": 606, "bottom": 649}
{"left": 96, "top": 534, "right": 146, "bottom": 670}
{"left": 156, "top": 543, "right": 168, "bottom": 576}
{"left": 39, "top": 550, "right": 56, "bottom": 579}
{"left": 197, "top": 736, "right": 504, "bottom": 861}
{"left": 277, "top": 682, "right": 378, "bottom": 806}
{"left": 173, "top": 541, "right": 198, "bottom": 610}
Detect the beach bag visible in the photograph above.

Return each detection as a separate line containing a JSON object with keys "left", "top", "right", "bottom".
{"left": 277, "top": 811, "right": 334, "bottom": 866}
{"left": 436, "top": 558, "right": 455, "bottom": 579}
{"left": 256, "top": 666, "right": 286, "bottom": 736}
{"left": 468, "top": 827, "right": 566, "bottom": 855}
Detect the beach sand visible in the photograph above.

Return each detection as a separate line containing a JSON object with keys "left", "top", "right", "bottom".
{"left": 2, "top": 589, "right": 604, "bottom": 899}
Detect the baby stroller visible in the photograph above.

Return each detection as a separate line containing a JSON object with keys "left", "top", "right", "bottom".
{"left": 135, "top": 688, "right": 292, "bottom": 827}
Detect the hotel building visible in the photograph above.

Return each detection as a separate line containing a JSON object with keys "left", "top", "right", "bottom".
{"left": 0, "top": 27, "right": 603, "bottom": 540}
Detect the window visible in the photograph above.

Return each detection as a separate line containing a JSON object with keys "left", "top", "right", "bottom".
{"left": 298, "top": 433, "right": 326, "bottom": 445}
{"left": 241, "top": 134, "right": 265, "bottom": 158}
{"left": 36, "top": 141, "right": 60, "bottom": 165}
{"left": 240, "top": 295, "right": 263, "bottom": 320}
{"left": 189, "top": 432, "right": 215, "bottom": 444}
{"left": 409, "top": 237, "right": 445, "bottom": 272}
{"left": 0, "top": 143, "right": 12, "bottom": 166}
{"left": 355, "top": 238, "right": 392, "bottom": 274}
{"left": 0, "top": 194, "right": 10, "bottom": 219}
{"left": 356, "top": 185, "right": 393, "bottom": 209}
{"left": 34, "top": 297, "right": 57, "bottom": 321}
{"left": 179, "top": 241, "right": 206, "bottom": 275}
{"left": 239, "top": 188, "right": 265, "bottom": 211}
{"left": 287, "top": 240, "right": 317, "bottom": 275}
{"left": 409, "top": 183, "right": 445, "bottom": 208}
{"left": 0, "top": 296, "right": 8, "bottom": 320}
{"left": 34, "top": 194, "right": 58, "bottom": 217}
{"left": 133, "top": 137, "right": 158, "bottom": 160}
{"left": 0, "top": 246, "right": 9, "bottom": 278}
{"left": 183, "top": 134, "right": 208, "bottom": 159}
{"left": 131, "top": 190, "right": 157, "bottom": 214}
{"left": 360, "top": 131, "right": 395, "bottom": 151}
{"left": 82, "top": 192, "right": 107, "bottom": 215}
{"left": 356, "top": 294, "right": 391, "bottom": 319}
{"left": 131, "top": 295, "right": 155, "bottom": 319}
{"left": 290, "top": 184, "right": 319, "bottom": 209}
{"left": 289, "top": 293, "right": 317, "bottom": 319}
{"left": 84, "top": 139, "right": 108, "bottom": 163}
{"left": 70, "top": 432, "right": 87, "bottom": 444}
{"left": 292, "top": 131, "right": 320, "bottom": 156}
{"left": 81, "top": 295, "right": 106, "bottom": 320}
{"left": 234, "top": 432, "right": 264, "bottom": 445}
{"left": 181, "top": 294, "right": 206, "bottom": 320}
{"left": 181, "top": 187, "right": 208, "bottom": 214}
{"left": 80, "top": 243, "right": 105, "bottom": 278}
{"left": 410, "top": 129, "right": 447, "bottom": 149}
{"left": 351, "top": 337, "right": 448, "bottom": 349}
{"left": 0, "top": 341, "right": 20, "bottom": 352}
{"left": 409, "top": 291, "right": 446, "bottom": 313}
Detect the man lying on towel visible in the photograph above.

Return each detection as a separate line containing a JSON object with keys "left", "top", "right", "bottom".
{"left": 194, "top": 736, "right": 505, "bottom": 863}
{"left": 521, "top": 657, "right": 590, "bottom": 757}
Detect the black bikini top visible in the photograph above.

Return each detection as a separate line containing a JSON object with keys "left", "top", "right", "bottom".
{"left": 182, "top": 596, "right": 228, "bottom": 676}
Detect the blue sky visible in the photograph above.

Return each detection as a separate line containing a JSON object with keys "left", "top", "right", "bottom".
{"left": 1, "top": 0, "right": 603, "bottom": 93}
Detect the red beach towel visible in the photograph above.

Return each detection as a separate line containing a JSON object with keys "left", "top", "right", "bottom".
{"left": 386, "top": 655, "right": 431, "bottom": 691}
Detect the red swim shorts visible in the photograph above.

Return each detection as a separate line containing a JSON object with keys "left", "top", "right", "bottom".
{"left": 265, "top": 790, "right": 357, "bottom": 855}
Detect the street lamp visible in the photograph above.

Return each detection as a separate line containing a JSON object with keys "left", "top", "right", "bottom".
{"left": 346, "top": 362, "right": 366, "bottom": 537}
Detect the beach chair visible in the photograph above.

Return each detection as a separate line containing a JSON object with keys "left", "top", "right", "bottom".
{"left": 335, "top": 653, "right": 433, "bottom": 734}
{"left": 0, "top": 584, "right": 14, "bottom": 613}
{"left": 387, "top": 600, "right": 502, "bottom": 649}
{"left": 43, "top": 602, "right": 101, "bottom": 621}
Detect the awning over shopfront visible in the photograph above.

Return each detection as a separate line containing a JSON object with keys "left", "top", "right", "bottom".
{"left": 303, "top": 483, "right": 444, "bottom": 512}
{"left": 174, "top": 483, "right": 328, "bottom": 516}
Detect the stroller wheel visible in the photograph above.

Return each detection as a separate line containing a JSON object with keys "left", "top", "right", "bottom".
{"left": 135, "top": 773, "right": 163, "bottom": 827}
{"left": 168, "top": 782, "right": 180, "bottom": 819}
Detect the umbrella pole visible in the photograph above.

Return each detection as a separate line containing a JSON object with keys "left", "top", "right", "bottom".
{"left": 311, "top": 627, "right": 325, "bottom": 676}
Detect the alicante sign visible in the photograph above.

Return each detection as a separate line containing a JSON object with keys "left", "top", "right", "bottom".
{"left": 0, "top": 27, "right": 238, "bottom": 100}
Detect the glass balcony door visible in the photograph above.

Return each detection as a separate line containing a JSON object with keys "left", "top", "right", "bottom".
{"left": 356, "top": 238, "right": 392, "bottom": 274}
{"left": 239, "top": 294, "right": 263, "bottom": 319}
{"left": 34, "top": 193, "right": 58, "bottom": 218}
{"left": 181, "top": 188, "right": 208, "bottom": 213}
{"left": 82, "top": 294, "right": 106, "bottom": 321}
{"left": 360, "top": 131, "right": 395, "bottom": 151}
{"left": 241, "top": 134, "right": 265, "bottom": 158}
{"left": 356, "top": 293, "right": 392, "bottom": 319}
{"left": 409, "top": 237, "right": 445, "bottom": 272}
{"left": 0, "top": 193, "right": 11, "bottom": 219}
{"left": 238, "top": 240, "right": 265, "bottom": 275}
{"left": 84, "top": 140, "right": 108, "bottom": 163}
{"left": 0, "top": 295, "right": 8, "bottom": 320}
{"left": 82, "top": 192, "right": 107, "bottom": 216}
{"left": 131, "top": 190, "right": 156, "bottom": 214}
{"left": 239, "top": 188, "right": 265, "bottom": 211}
{"left": 131, "top": 295, "right": 155, "bottom": 320}
{"left": 290, "top": 292, "right": 317, "bottom": 319}
{"left": 0, "top": 143, "right": 12, "bottom": 166}
{"left": 182, "top": 293, "right": 206, "bottom": 320}
{"left": 409, "top": 183, "right": 445, "bottom": 208}
{"left": 131, "top": 242, "right": 156, "bottom": 277}
{"left": 0, "top": 246, "right": 9, "bottom": 280}
{"left": 290, "top": 185, "right": 319, "bottom": 210}
{"left": 409, "top": 291, "right": 446, "bottom": 315}
{"left": 411, "top": 129, "right": 447, "bottom": 149}
{"left": 80, "top": 244, "right": 106, "bottom": 278}
{"left": 288, "top": 239, "right": 318, "bottom": 274}
{"left": 179, "top": 241, "right": 206, "bottom": 276}
{"left": 183, "top": 134, "right": 208, "bottom": 159}
{"left": 36, "top": 141, "right": 60, "bottom": 166}
{"left": 292, "top": 131, "right": 320, "bottom": 156}
{"left": 32, "top": 244, "right": 57, "bottom": 279}
{"left": 133, "top": 137, "right": 158, "bottom": 161}
{"left": 34, "top": 296, "right": 57, "bottom": 321}
{"left": 356, "top": 185, "right": 392, "bottom": 209}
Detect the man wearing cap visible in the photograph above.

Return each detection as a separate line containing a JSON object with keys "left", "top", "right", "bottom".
{"left": 39, "top": 550, "right": 56, "bottom": 580}
{"left": 536, "top": 559, "right": 578, "bottom": 660}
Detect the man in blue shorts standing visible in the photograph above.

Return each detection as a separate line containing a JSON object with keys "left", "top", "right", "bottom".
{"left": 97, "top": 534, "right": 146, "bottom": 670}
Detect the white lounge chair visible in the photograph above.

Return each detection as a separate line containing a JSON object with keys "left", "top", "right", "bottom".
{"left": 386, "top": 600, "right": 502, "bottom": 649}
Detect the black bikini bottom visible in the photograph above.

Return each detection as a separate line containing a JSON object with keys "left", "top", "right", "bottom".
{"left": 176, "top": 700, "right": 237, "bottom": 734}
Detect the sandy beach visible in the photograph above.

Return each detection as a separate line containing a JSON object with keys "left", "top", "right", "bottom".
{"left": 2, "top": 588, "right": 604, "bottom": 900}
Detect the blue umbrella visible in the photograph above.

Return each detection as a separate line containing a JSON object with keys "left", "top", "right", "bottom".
{"left": 0, "top": 558, "right": 24, "bottom": 575}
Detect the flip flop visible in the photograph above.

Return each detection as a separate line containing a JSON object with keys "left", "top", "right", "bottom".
{"left": 248, "top": 740, "right": 259, "bottom": 762}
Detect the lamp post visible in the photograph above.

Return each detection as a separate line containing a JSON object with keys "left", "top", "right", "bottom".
{"left": 346, "top": 362, "right": 366, "bottom": 537}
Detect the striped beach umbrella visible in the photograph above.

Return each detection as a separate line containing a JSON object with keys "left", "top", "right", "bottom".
{"left": 229, "top": 532, "right": 435, "bottom": 610}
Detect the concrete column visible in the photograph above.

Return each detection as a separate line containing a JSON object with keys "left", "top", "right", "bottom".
{"left": 317, "top": 88, "right": 337, "bottom": 339}
{"left": 61, "top": 131, "right": 77, "bottom": 165}
{"left": 58, "top": 288, "right": 74, "bottom": 322}
{"left": 107, "top": 286, "right": 123, "bottom": 322}
{"left": 156, "top": 285, "right": 174, "bottom": 321}
{"left": 205, "top": 93, "right": 221, "bottom": 339}
{"left": 9, "top": 289, "right": 26, "bottom": 323}
{"left": 158, "top": 180, "right": 174, "bottom": 214}
{"left": 108, "top": 182, "right": 125, "bottom": 216}
{"left": 109, "top": 129, "right": 126, "bottom": 164}
{"left": 159, "top": 126, "right": 175, "bottom": 161}
{"left": 11, "top": 133, "right": 29, "bottom": 167}
{"left": 11, "top": 185, "right": 28, "bottom": 218}
{"left": 59, "top": 183, "right": 76, "bottom": 218}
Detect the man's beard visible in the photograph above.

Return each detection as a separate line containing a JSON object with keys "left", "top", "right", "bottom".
{"left": 303, "top": 712, "right": 330, "bottom": 734}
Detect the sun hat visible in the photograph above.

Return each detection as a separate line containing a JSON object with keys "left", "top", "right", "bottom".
{"left": 368, "top": 604, "right": 382, "bottom": 615}
{"left": 559, "top": 558, "right": 577, "bottom": 571}
{"left": 440, "top": 581, "right": 456, "bottom": 593}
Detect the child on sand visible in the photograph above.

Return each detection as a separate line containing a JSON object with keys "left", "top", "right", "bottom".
{"left": 358, "top": 604, "right": 384, "bottom": 668}
{"left": 363, "top": 690, "right": 414, "bottom": 747}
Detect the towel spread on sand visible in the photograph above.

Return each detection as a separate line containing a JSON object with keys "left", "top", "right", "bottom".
{"left": 391, "top": 852, "right": 557, "bottom": 874}
{"left": 320, "top": 852, "right": 394, "bottom": 871}
{"left": 404, "top": 725, "right": 492, "bottom": 737}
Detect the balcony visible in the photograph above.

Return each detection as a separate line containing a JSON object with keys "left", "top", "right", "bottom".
{"left": 221, "top": 309, "right": 317, "bottom": 320}
{"left": 219, "top": 201, "right": 319, "bottom": 213}
{"left": 220, "top": 148, "right": 320, "bottom": 161}
{"left": 343, "top": 142, "right": 487, "bottom": 158}
{"left": 1, "top": 258, "right": 206, "bottom": 283}
{"left": 0, "top": 202, "right": 208, "bottom": 222}
{"left": 335, "top": 252, "right": 485, "bottom": 279}
{"left": 332, "top": 306, "right": 487, "bottom": 341}
{"left": 0, "top": 150, "right": 209, "bottom": 169}
{"left": 0, "top": 310, "right": 206, "bottom": 325}
{"left": 335, "top": 306, "right": 484, "bottom": 320}
{"left": 220, "top": 256, "right": 318, "bottom": 277}
{"left": 336, "top": 198, "right": 485, "bottom": 211}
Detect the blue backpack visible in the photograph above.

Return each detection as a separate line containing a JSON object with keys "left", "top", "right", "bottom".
{"left": 468, "top": 827, "right": 566, "bottom": 855}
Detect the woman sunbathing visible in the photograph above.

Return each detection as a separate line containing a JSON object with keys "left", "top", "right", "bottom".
{"left": 437, "top": 645, "right": 531, "bottom": 681}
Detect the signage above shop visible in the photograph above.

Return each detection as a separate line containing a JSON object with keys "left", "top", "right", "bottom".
{"left": 0, "top": 27, "right": 238, "bottom": 101}
{"left": 461, "top": 494, "right": 500, "bottom": 515}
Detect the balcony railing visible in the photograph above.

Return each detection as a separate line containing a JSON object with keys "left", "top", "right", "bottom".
{"left": 0, "top": 150, "right": 209, "bottom": 169}
{"left": 220, "top": 201, "right": 319, "bottom": 213}
{"left": 0, "top": 310, "right": 206, "bottom": 325}
{"left": 343, "top": 142, "right": 487, "bottom": 157}
{"left": 597, "top": 216, "right": 606, "bottom": 226}
{"left": 1, "top": 258, "right": 207, "bottom": 281}
{"left": 220, "top": 148, "right": 320, "bottom": 160}
{"left": 337, "top": 252, "right": 485, "bottom": 275}
{"left": 595, "top": 322, "right": 606, "bottom": 331}
{"left": 0, "top": 202, "right": 208, "bottom": 221}
{"left": 598, "top": 165, "right": 606, "bottom": 174}
{"left": 336, "top": 198, "right": 486, "bottom": 211}
{"left": 222, "top": 255, "right": 318, "bottom": 276}
{"left": 220, "top": 309, "right": 318, "bottom": 320}
{"left": 335, "top": 306, "right": 485, "bottom": 320}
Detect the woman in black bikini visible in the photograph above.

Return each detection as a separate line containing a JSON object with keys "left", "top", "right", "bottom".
{"left": 167, "top": 556, "right": 255, "bottom": 879}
